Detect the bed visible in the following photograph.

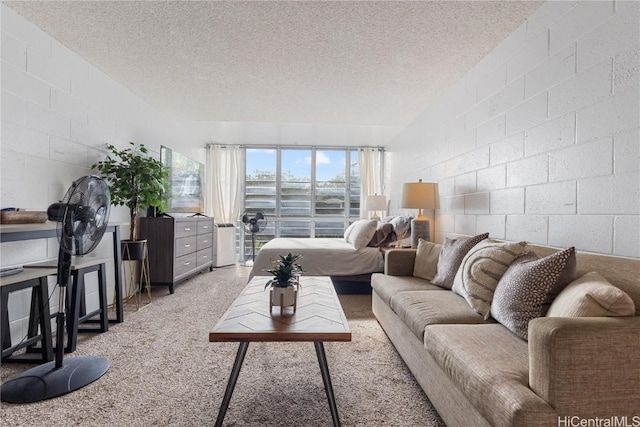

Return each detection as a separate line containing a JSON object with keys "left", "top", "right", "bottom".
{"left": 248, "top": 237, "right": 385, "bottom": 279}
{"left": 248, "top": 217, "right": 412, "bottom": 283}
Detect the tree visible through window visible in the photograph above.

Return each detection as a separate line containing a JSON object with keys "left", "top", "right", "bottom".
{"left": 243, "top": 147, "right": 367, "bottom": 261}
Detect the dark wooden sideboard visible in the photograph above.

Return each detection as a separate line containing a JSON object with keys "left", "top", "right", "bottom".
{"left": 139, "top": 217, "right": 214, "bottom": 294}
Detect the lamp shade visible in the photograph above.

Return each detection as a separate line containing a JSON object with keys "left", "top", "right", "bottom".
{"left": 401, "top": 180, "right": 436, "bottom": 210}
{"left": 365, "top": 194, "right": 387, "bottom": 211}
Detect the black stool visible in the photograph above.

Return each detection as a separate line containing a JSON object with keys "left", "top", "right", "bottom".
{"left": 26, "top": 257, "right": 110, "bottom": 353}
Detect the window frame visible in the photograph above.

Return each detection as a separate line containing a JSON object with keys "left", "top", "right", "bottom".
{"left": 242, "top": 145, "right": 383, "bottom": 260}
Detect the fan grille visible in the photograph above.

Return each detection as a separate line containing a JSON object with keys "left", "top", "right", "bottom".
{"left": 55, "top": 176, "right": 111, "bottom": 255}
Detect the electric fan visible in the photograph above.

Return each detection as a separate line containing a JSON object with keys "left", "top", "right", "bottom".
{"left": 1, "top": 175, "right": 111, "bottom": 403}
{"left": 241, "top": 211, "right": 267, "bottom": 266}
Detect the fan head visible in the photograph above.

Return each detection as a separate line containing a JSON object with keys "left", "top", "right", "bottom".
{"left": 48, "top": 176, "right": 111, "bottom": 255}
{"left": 241, "top": 211, "right": 267, "bottom": 234}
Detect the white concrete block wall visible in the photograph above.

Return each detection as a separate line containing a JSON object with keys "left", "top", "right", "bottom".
{"left": 0, "top": 4, "right": 189, "bottom": 346}
{"left": 388, "top": 0, "right": 639, "bottom": 258}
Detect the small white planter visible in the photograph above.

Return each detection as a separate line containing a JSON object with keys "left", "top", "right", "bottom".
{"left": 270, "top": 285, "right": 298, "bottom": 314}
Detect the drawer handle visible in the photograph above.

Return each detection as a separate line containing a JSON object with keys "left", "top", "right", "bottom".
{"left": 184, "top": 227, "right": 191, "bottom": 231}
{"left": 184, "top": 244, "right": 191, "bottom": 248}
{"left": 202, "top": 240, "right": 209, "bottom": 244}
{"left": 202, "top": 226, "right": 209, "bottom": 229}
{"left": 202, "top": 255, "right": 209, "bottom": 259}
{"left": 184, "top": 262, "right": 191, "bottom": 266}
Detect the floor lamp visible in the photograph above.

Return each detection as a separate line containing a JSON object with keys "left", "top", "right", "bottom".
{"left": 401, "top": 180, "right": 437, "bottom": 248}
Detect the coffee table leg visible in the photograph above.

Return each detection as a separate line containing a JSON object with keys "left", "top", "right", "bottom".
{"left": 215, "top": 341, "right": 249, "bottom": 427}
{"left": 314, "top": 341, "right": 341, "bottom": 427}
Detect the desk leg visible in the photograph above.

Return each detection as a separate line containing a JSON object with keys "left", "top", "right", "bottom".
{"left": 112, "top": 225, "right": 123, "bottom": 323}
{"left": 315, "top": 341, "right": 341, "bottom": 427}
{"left": 215, "top": 341, "right": 249, "bottom": 427}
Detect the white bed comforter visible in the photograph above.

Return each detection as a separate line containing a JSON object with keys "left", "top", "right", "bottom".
{"left": 248, "top": 238, "right": 384, "bottom": 279}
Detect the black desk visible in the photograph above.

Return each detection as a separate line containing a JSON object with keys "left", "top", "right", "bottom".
{"left": 0, "top": 222, "right": 125, "bottom": 323}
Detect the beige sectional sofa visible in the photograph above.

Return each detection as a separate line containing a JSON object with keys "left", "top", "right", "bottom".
{"left": 371, "top": 240, "right": 640, "bottom": 427}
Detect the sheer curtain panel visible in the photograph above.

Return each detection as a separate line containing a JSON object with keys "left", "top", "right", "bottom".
{"left": 206, "top": 145, "right": 243, "bottom": 224}
{"left": 358, "top": 148, "right": 383, "bottom": 219}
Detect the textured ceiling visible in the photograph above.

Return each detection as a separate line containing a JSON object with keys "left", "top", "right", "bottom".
{"left": 5, "top": 1, "right": 543, "bottom": 126}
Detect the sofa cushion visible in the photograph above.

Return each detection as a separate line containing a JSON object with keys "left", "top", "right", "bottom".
{"left": 431, "top": 233, "right": 489, "bottom": 289}
{"left": 423, "top": 324, "right": 556, "bottom": 426}
{"left": 546, "top": 271, "right": 636, "bottom": 317}
{"left": 412, "top": 239, "right": 442, "bottom": 281}
{"left": 371, "top": 273, "right": 441, "bottom": 306}
{"left": 491, "top": 247, "right": 577, "bottom": 340}
{"left": 390, "top": 290, "right": 488, "bottom": 340}
{"left": 451, "top": 239, "right": 528, "bottom": 319}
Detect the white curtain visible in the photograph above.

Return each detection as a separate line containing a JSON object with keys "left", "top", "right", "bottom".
{"left": 206, "top": 145, "right": 243, "bottom": 224}
{"left": 358, "top": 148, "right": 383, "bottom": 219}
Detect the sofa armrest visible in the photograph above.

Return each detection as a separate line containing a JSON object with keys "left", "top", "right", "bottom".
{"left": 528, "top": 316, "right": 640, "bottom": 417}
{"left": 384, "top": 249, "right": 417, "bottom": 276}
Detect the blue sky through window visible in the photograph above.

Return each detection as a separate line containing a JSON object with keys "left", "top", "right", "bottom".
{"left": 246, "top": 149, "right": 348, "bottom": 182}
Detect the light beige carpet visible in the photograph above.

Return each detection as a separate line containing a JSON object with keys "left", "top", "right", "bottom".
{"left": 1, "top": 266, "right": 445, "bottom": 427}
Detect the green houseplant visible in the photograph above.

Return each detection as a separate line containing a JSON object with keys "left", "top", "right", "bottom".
{"left": 266, "top": 253, "right": 304, "bottom": 313}
{"left": 92, "top": 142, "right": 170, "bottom": 244}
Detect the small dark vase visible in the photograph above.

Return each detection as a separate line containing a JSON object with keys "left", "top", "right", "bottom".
{"left": 121, "top": 240, "right": 147, "bottom": 261}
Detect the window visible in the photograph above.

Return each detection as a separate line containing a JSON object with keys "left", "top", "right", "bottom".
{"left": 243, "top": 147, "right": 377, "bottom": 261}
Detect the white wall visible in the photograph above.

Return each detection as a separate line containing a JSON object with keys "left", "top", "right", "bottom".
{"left": 386, "top": 0, "right": 639, "bottom": 258}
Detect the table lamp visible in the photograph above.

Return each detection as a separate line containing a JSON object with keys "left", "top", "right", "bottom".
{"left": 365, "top": 194, "right": 387, "bottom": 220}
{"left": 401, "top": 179, "right": 437, "bottom": 247}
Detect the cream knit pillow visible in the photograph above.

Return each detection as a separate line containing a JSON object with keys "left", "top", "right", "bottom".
{"left": 451, "top": 239, "right": 527, "bottom": 319}
{"left": 547, "top": 271, "right": 635, "bottom": 317}
{"left": 413, "top": 239, "right": 442, "bottom": 281}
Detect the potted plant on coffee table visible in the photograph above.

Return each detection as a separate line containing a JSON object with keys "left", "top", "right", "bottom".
{"left": 265, "top": 253, "right": 304, "bottom": 315}
{"left": 92, "top": 142, "right": 170, "bottom": 260}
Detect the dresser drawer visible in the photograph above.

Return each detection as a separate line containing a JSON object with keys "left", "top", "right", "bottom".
{"left": 197, "top": 220, "right": 213, "bottom": 235}
{"left": 174, "top": 253, "right": 197, "bottom": 278}
{"left": 197, "top": 233, "right": 213, "bottom": 251}
{"left": 175, "top": 235, "right": 197, "bottom": 257}
{"left": 196, "top": 248, "right": 212, "bottom": 267}
{"left": 175, "top": 220, "right": 198, "bottom": 238}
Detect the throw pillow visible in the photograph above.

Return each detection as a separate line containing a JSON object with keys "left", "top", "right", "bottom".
{"left": 368, "top": 222, "right": 395, "bottom": 247}
{"left": 346, "top": 219, "right": 378, "bottom": 250}
{"left": 431, "top": 233, "right": 489, "bottom": 289}
{"left": 491, "top": 247, "right": 577, "bottom": 340}
{"left": 451, "top": 239, "right": 528, "bottom": 319}
{"left": 546, "top": 271, "right": 636, "bottom": 317}
{"left": 413, "top": 239, "right": 442, "bottom": 281}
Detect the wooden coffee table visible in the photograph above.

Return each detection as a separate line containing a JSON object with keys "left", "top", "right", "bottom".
{"left": 210, "top": 276, "right": 351, "bottom": 427}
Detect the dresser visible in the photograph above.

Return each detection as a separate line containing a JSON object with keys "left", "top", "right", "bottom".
{"left": 139, "top": 217, "right": 214, "bottom": 293}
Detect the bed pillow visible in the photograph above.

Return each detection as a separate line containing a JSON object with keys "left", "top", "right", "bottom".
{"left": 368, "top": 222, "right": 395, "bottom": 247}
{"left": 390, "top": 216, "right": 412, "bottom": 240}
{"left": 451, "top": 239, "right": 528, "bottom": 319}
{"left": 413, "top": 239, "right": 442, "bottom": 281}
{"left": 346, "top": 219, "right": 378, "bottom": 249}
{"left": 343, "top": 221, "right": 357, "bottom": 242}
{"left": 431, "top": 233, "right": 489, "bottom": 289}
{"left": 491, "top": 247, "right": 576, "bottom": 340}
{"left": 546, "top": 271, "right": 635, "bottom": 317}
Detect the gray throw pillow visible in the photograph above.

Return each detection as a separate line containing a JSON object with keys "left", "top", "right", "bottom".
{"left": 491, "top": 247, "right": 577, "bottom": 340}
{"left": 368, "top": 222, "right": 395, "bottom": 247}
{"left": 431, "top": 233, "right": 489, "bottom": 289}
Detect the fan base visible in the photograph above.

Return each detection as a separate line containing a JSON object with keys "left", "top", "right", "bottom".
{"left": 0, "top": 355, "right": 109, "bottom": 403}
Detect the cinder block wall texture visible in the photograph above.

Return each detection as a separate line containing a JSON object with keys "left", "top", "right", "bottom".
{"left": 387, "top": 0, "right": 639, "bottom": 257}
